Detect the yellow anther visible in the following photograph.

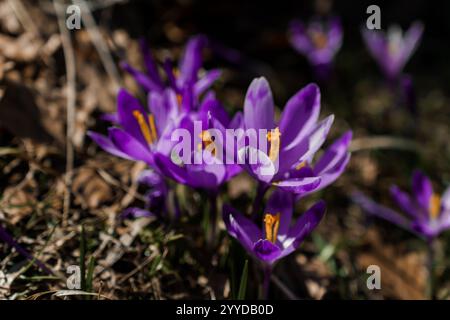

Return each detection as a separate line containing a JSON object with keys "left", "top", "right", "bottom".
{"left": 172, "top": 68, "right": 180, "bottom": 78}
{"left": 133, "top": 110, "right": 153, "bottom": 145}
{"left": 310, "top": 31, "right": 328, "bottom": 50}
{"left": 267, "top": 127, "right": 281, "bottom": 163}
{"left": 176, "top": 94, "right": 183, "bottom": 107}
{"left": 429, "top": 194, "right": 441, "bottom": 220}
{"left": 199, "top": 130, "right": 216, "bottom": 156}
{"left": 295, "top": 161, "right": 307, "bottom": 170}
{"left": 264, "top": 213, "right": 280, "bottom": 243}
{"left": 148, "top": 114, "right": 158, "bottom": 142}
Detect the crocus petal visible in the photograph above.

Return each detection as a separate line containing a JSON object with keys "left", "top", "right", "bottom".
{"left": 163, "top": 58, "right": 179, "bottom": 92}
{"left": 253, "top": 239, "right": 282, "bottom": 263}
{"left": 199, "top": 93, "right": 230, "bottom": 127}
{"left": 298, "top": 114, "right": 335, "bottom": 162}
{"left": 289, "top": 20, "right": 312, "bottom": 55}
{"left": 229, "top": 111, "right": 243, "bottom": 130}
{"left": 100, "top": 112, "right": 119, "bottom": 123}
{"left": 116, "top": 89, "right": 149, "bottom": 146}
{"left": 138, "top": 38, "right": 163, "bottom": 87}
{"left": 121, "top": 62, "right": 162, "bottom": 92}
{"left": 314, "top": 130, "right": 352, "bottom": 174}
{"left": 279, "top": 200, "right": 326, "bottom": 258}
{"left": 194, "top": 69, "right": 221, "bottom": 97}
{"left": 411, "top": 170, "right": 433, "bottom": 211}
{"left": 276, "top": 115, "right": 334, "bottom": 177}
{"left": 238, "top": 146, "right": 277, "bottom": 183}
{"left": 153, "top": 153, "right": 189, "bottom": 185}
{"left": 148, "top": 91, "right": 168, "bottom": 136}
{"left": 121, "top": 207, "right": 155, "bottom": 219}
{"left": 302, "top": 153, "right": 350, "bottom": 198}
{"left": 178, "top": 35, "right": 207, "bottom": 86}
{"left": 279, "top": 83, "right": 321, "bottom": 149}
{"left": 352, "top": 191, "right": 413, "bottom": 232}
{"left": 244, "top": 77, "right": 275, "bottom": 131}
{"left": 87, "top": 131, "right": 132, "bottom": 160}
{"left": 223, "top": 204, "right": 262, "bottom": 252}
{"left": 185, "top": 160, "right": 226, "bottom": 189}
{"left": 400, "top": 22, "right": 424, "bottom": 70}
{"left": 274, "top": 176, "right": 321, "bottom": 195}
{"left": 138, "top": 169, "right": 163, "bottom": 187}
{"left": 264, "top": 189, "right": 294, "bottom": 238}
{"left": 109, "top": 128, "right": 154, "bottom": 165}
{"left": 390, "top": 185, "right": 421, "bottom": 218}
{"left": 441, "top": 186, "right": 450, "bottom": 212}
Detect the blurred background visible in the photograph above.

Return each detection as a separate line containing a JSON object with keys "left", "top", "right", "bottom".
{"left": 1, "top": 0, "right": 450, "bottom": 299}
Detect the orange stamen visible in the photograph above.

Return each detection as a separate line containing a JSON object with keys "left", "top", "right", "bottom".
{"left": 148, "top": 114, "right": 158, "bottom": 142}
{"left": 429, "top": 194, "right": 441, "bottom": 220}
{"left": 133, "top": 110, "right": 153, "bottom": 145}
{"left": 264, "top": 213, "right": 280, "bottom": 243}
{"left": 266, "top": 127, "right": 281, "bottom": 163}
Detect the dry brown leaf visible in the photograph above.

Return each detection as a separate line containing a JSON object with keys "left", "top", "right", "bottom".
{"left": 72, "top": 167, "right": 113, "bottom": 209}
{"left": 0, "top": 33, "right": 41, "bottom": 62}
{"left": 1, "top": 186, "right": 35, "bottom": 224}
{"left": 357, "top": 229, "right": 427, "bottom": 299}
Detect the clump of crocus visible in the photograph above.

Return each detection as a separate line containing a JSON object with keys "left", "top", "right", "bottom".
{"left": 289, "top": 16, "right": 343, "bottom": 81}
{"left": 353, "top": 170, "right": 450, "bottom": 241}
{"left": 361, "top": 22, "right": 424, "bottom": 82}
{"left": 223, "top": 189, "right": 326, "bottom": 297}
{"left": 121, "top": 35, "right": 221, "bottom": 102}
{"left": 353, "top": 169, "right": 449, "bottom": 298}
{"left": 238, "top": 77, "right": 352, "bottom": 199}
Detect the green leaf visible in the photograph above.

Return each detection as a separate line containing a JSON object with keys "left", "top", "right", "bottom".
{"left": 79, "top": 225, "right": 86, "bottom": 291}
{"left": 237, "top": 259, "right": 248, "bottom": 300}
{"left": 86, "top": 256, "right": 95, "bottom": 293}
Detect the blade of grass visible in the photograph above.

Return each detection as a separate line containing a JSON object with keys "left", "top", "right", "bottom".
{"left": 237, "top": 259, "right": 248, "bottom": 300}
{"left": 79, "top": 225, "right": 86, "bottom": 291}
{"left": 85, "top": 256, "right": 95, "bottom": 293}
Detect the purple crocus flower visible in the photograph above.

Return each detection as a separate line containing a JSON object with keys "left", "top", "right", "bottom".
{"left": 121, "top": 169, "right": 169, "bottom": 220}
{"left": 238, "top": 77, "right": 352, "bottom": 197}
{"left": 89, "top": 86, "right": 241, "bottom": 191}
{"left": 353, "top": 170, "right": 450, "bottom": 240}
{"left": 121, "top": 35, "right": 221, "bottom": 100}
{"left": 223, "top": 189, "right": 326, "bottom": 265}
{"left": 153, "top": 110, "right": 242, "bottom": 191}
{"left": 0, "top": 224, "right": 52, "bottom": 274}
{"left": 361, "top": 22, "right": 424, "bottom": 81}
{"left": 88, "top": 88, "right": 179, "bottom": 168}
{"left": 289, "top": 17, "right": 343, "bottom": 80}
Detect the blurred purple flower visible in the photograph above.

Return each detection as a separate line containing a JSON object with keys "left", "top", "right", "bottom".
{"left": 120, "top": 169, "right": 169, "bottom": 220}
{"left": 362, "top": 22, "right": 424, "bottom": 81}
{"left": 223, "top": 189, "right": 326, "bottom": 265}
{"left": 121, "top": 35, "right": 221, "bottom": 100}
{"left": 353, "top": 170, "right": 450, "bottom": 240}
{"left": 0, "top": 224, "right": 52, "bottom": 274}
{"left": 289, "top": 17, "right": 343, "bottom": 80}
{"left": 238, "top": 77, "right": 352, "bottom": 196}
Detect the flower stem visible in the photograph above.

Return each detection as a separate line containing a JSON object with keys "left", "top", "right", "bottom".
{"left": 426, "top": 237, "right": 437, "bottom": 300}
{"left": 262, "top": 265, "right": 272, "bottom": 300}
{"left": 251, "top": 182, "right": 268, "bottom": 221}
{"left": 208, "top": 191, "right": 218, "bottom": 247}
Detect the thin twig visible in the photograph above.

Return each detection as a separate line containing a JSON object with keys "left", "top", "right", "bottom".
{"left": 54, "top": 0, "right": 76, "bottom": 227}
{"left": 7, "top": 0, "right": 40, "bottom": 37}
{"left": 72, "top": 0, "right": 121, "bottom": 90}
{"left": 350, "top": 136, "right": 418, "bottom": 153}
